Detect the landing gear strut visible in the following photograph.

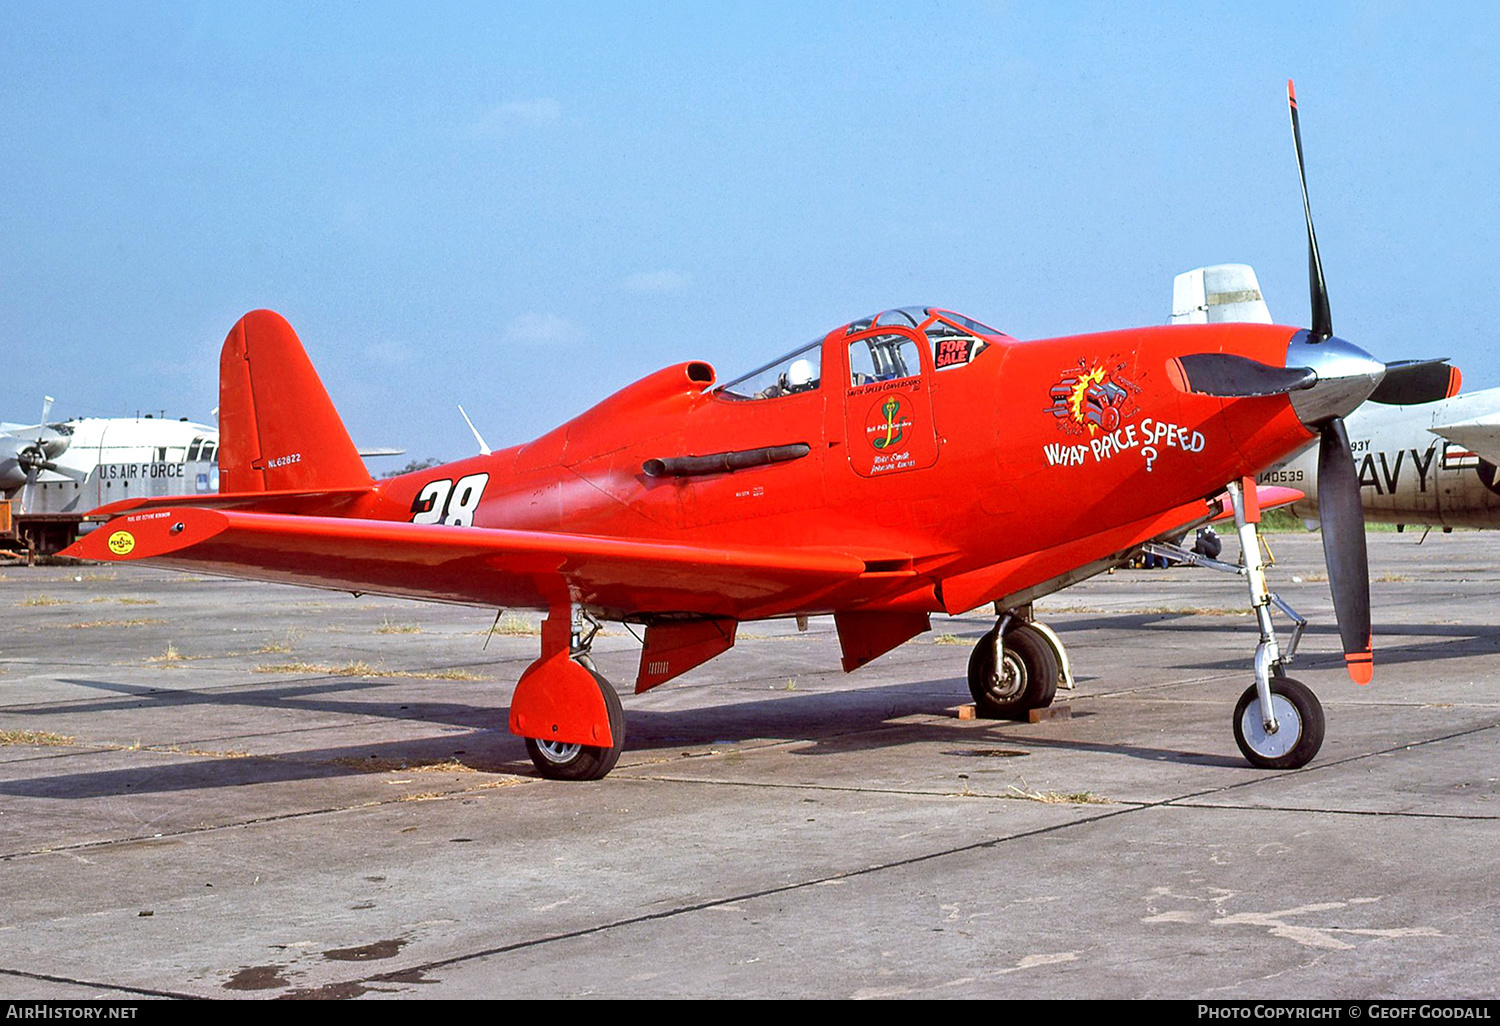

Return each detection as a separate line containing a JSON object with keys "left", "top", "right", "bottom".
{"left": 1150, "top": 481, "right": 1325, "bottom": 768}
{"left": 967, "top": 609, "right": 1070, "bottom": 719}
{"left": 1223, "top": 478, "right": 1323, "bottom": 768}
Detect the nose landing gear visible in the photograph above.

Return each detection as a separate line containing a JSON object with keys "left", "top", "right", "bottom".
{"left": 1147, "top": 479, "right": 1325, "bottom": 769}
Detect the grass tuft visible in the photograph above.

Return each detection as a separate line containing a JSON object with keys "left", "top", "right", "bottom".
{"left": 254, "top": 661, "right": 487, "bottom": 681}
{"left": 256, "top": 631, "right": 301, "bottom": 654}
{"left": 147, "top": 643, "right": 185, "bottom": 665}
{"left": 334, "top": 755, "right": 489, "bottom": 774}
{"left": 1006, "top": 784, "right": 1111, "bottom": 805}
{"left": 0, "top": 729, "right": 76, "bottom": 747}
{"left": 479, "top": 613, "right": 539, "bottom": 637}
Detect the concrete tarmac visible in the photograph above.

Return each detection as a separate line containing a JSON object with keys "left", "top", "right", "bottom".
{"left": 1, "top": 531, "right": 1496, "bottom": 999}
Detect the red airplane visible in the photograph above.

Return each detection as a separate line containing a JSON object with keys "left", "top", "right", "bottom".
{"left": 63, "top": 83, "right": 1458, "bottom": 779}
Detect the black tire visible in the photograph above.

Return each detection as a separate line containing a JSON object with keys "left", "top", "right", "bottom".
{"left": 1232, "top": 677, "right": 1324, "bottom": 769}
{"left": 524, "top": 668, "right": 625, "bottom": 781}
{"left": 967, "top": 623, "right": 1059, "bottom": 719}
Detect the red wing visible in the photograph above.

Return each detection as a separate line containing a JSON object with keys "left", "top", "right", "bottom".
{"left": 63, "top": 508, "right": 867, "bottom": 618}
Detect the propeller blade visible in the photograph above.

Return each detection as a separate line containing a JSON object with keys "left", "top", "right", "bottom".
{"left": 1288, "top": 80, "right": 1333, "bottom": 341}
{"left": 19, "top": 466, "right": 38, "bottom": 516}
{"left": 1317, "top": 417, "right": 1373, "bottom": 683}
{"left": 1368, "top": 359, "right": 1462, "bottom": 405}
{"left": 1168, "top": 353, "right": 1317, "bottom": 398}
{"left": 39, "top": 395, "right": 54, "bottom": 427}
{"left": 38, "top": 460, "right": 88, "bottom": 483}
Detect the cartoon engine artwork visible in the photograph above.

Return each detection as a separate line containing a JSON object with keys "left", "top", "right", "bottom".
{"left": 1046, "top": 364, "right": 1132, "bottom": 435}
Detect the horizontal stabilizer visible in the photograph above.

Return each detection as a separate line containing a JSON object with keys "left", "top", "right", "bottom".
{"left": 1205, "top": 484, "right": 1304, "bottom": 523}
{"left": 88, "top": 486, "right": 376, "bottom": 519}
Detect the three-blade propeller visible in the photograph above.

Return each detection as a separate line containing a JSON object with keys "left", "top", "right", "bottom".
{"left": 1289, "top": 78, "right": 1375, "bottom": 685}
{"left": 1174, "top": 82, "right": 1462, "bottom": 685}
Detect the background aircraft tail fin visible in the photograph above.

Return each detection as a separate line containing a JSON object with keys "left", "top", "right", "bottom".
{"left": 218, "top": 310, "right": 374, "bottom": 493}
{"left": 1170, "top": 264, "right": 1273, "bottom": 325}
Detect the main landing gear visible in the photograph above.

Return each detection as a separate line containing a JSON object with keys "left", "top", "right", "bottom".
{"left": 524, "top": 662, "right": 625, "bottom": 781}
{"left": 510, "top": 610, "right": 626, "bottom": 781}
{"left": 967, "top": 606, "right": 1072, "bottom": 719}
{"left": 1146, "top": 479, "right": 1324, "bottom": 769}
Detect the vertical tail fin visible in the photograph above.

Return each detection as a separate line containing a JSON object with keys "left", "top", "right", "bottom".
{"left": 219, "top": 310, "right": 374, "bottom": 493}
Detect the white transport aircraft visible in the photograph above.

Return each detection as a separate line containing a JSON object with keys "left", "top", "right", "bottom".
{"left": 0, "top": 399, "right": 220, "bottom": 553}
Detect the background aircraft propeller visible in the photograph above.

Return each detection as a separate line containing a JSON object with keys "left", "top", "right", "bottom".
{"left": 0, "top": 396, "right": 83, "bottom": 515}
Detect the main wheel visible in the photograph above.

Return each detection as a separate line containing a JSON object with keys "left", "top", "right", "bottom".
{"left": 524, "top": 668, "right": 626, "bottom": 781}
{"left": 967, "top": 623, "right": 1059, "bottom": 719}
{"left": 1232, "top": 677, "right": 1324, "bottom": 769}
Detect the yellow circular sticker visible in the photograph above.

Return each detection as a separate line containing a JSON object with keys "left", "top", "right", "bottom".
{"left": 107, "top": 531, "right": 135, "bottom": 556}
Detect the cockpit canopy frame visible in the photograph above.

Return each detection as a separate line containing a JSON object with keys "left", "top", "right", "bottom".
{"left": 716, "top": 306, "right": 1009, "bottom": 401}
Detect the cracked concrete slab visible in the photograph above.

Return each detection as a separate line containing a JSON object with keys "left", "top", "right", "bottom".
{"left": 0, "top": 531, "right": 1495, "bottom": 998}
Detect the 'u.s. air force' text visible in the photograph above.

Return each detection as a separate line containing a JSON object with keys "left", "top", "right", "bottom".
{"left": 97, "top": 462, "right": 188, "bottom": 481}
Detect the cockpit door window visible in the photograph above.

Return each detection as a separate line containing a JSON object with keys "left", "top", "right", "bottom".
{"left": 848, "top": 332, "right": 922, "bottom": 387}
{"left": 841, "top": 327, "right": 940, "bottom": 478}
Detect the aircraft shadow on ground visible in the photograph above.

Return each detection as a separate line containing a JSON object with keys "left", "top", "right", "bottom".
{"left": 1053, "top": 615, "right": 1500, "bottom": 673}
{"left": 908, "top": 614, "right": 1500, "bottom": 676}
{"left": 0, "top": 671, "right": 1238, "bottom": 800}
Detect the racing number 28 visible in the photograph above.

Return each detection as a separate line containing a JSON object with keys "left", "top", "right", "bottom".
{"left": 410, "top": 473, "right": 490, "bottom": 526}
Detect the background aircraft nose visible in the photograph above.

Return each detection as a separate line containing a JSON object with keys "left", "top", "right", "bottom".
{"left": 1285, "top": 333, "right": 1385, "bottom": 429}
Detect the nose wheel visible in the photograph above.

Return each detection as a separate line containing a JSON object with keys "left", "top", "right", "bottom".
{"left": 1232, "top": 676, "right": 1324, "bottom": 770}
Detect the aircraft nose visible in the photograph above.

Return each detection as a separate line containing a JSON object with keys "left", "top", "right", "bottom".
{"left": 1285, "top": 331, "right": 1385, "bottom": 428}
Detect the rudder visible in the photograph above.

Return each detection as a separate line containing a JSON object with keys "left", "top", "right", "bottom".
{"left": 219, "top": 310, "right": 373, "bottom": 493}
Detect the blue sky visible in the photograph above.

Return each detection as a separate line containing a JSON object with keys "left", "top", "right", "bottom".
{"left": 3, "top": 2, "right": 1497, "bottom": 462}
